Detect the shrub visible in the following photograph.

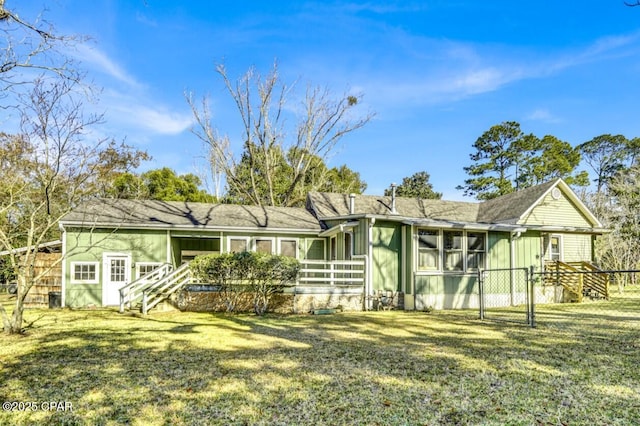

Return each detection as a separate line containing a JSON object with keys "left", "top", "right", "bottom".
{"left": 190, "top": 252, "right": 300, "bottom": 315}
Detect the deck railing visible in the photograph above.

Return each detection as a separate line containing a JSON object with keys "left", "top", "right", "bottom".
{"left": 298, "top": 259, "right": 366, "bottom": 286}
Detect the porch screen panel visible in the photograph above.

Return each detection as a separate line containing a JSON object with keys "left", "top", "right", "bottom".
{"left": 306, "top": 239, "right": 325, "bottom": 260}
{"left": 418, "top": 229, "right": 439, "bottom": 270}
{"left": 280, "top": 240, "right": 297, "bottom": 258}
{"left": 255, "top": 239, "right": 273, "bottom": 254}
{"left": 466, "top": 232, "right": 486, "bottom": 270}
{"left": 230, "top": 239, "right": 248, "bottom": 253}
{"left": 443, "top": 231, "right": 463, "bottom": 271}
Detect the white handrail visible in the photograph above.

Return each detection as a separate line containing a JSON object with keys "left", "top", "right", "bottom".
{"left": 142, "top": 262, "right": 192, "bottom": 314}
{"left": 119, "top": 263, "right": 173, "bottom": 313}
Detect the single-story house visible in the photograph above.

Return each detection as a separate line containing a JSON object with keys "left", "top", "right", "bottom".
{"left": 58, "top": 178, "right": 606, "bottom": 312}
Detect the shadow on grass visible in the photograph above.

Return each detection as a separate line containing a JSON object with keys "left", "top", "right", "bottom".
{"left": 0, "top": 300, "right": 639, "bottom": 425}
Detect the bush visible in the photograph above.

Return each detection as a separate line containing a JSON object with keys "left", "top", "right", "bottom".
{"left": 190, "top": 252, "right": 300, "bottom": 315}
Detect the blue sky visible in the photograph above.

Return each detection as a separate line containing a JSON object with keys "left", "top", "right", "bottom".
{"left": 16, "top": 1, "right": 640, "bottom": 199}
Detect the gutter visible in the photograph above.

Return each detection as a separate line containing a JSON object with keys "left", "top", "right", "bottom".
{"left": 58, "top": 221, "right": 322, "bottom": 235}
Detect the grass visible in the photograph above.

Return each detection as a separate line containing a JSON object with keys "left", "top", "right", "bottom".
{"left": 1, "top": 288, "right": 639, "bottom": 425}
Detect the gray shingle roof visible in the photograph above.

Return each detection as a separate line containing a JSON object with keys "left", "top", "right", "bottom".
{"left": 308, "top": 179, "right": 561, "bottom": 225}
{"left": 61, "top": 199, "right": 322, "bottom": 232}
{"left": 477, "top": 179, "right": 558, "bottom": 224}
{"left": 307, "top": 192, "right": 480, "bottom": 222}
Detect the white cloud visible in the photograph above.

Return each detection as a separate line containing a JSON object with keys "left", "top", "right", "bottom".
{"left": 526, "top": 109, "right": 562, "bottom": 123}
{"left": 74, "top": 44, "right": 141, "bottom": 89}
{"left": 108, "top": 100, "right": 193, "bottom": 135}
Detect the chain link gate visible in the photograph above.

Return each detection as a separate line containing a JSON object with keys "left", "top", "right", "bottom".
{"left": 478, "top": 267, "right": 535, "bottom": 327}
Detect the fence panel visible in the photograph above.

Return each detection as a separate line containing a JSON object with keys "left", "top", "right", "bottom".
{"left": 479, "top": 267, "right": 534, "bottom": 327}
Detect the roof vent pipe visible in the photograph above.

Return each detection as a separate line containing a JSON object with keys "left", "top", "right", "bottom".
{"left": 390, "top": 183, "right": 397, "bottom": 214}
{"left": 349, "top": 193, "right": 356, "bottom": 215}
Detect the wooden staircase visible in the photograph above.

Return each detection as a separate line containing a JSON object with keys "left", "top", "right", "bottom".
{"left": 119, "top": 262, "right": 192, "bottom": 314}
{"left": 544, "top": 261, "right": 610, "bottom": 302}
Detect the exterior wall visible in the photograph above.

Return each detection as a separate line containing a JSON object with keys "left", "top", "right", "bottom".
{"left": 412, "top": 230, "right": 541, "bottom": 310}
{"left": 174, "top": 285, "right": 363, "bottom": 313}
{"left": 415, "top": 274, "right": 478, "bottom": 310}
{"left": 64, "top": 228, "right": 168, "bottom": 307}
{"left": 554, "top": 233, "right": 593, "bottom": 262}
{"left": 522, "top": 191, "right": 592, "bottom": 228}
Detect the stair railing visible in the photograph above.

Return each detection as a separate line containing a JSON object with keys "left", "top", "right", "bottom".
{"left": 141, "top": 262, "right": 192, "bottom": 314}
{"left": 119, "top": 263, "right": 173, "bottom": 313}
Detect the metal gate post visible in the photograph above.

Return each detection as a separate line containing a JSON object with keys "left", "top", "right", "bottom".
{"left": 529, "top": 266, "right": 536, "bottom": 328}
{"left": 478, "top": 268, "right": 485, "bottom": 320}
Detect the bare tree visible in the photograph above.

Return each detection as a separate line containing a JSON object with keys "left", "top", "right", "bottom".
{"left": 0, "top": 1, "right": 83, "bottom": 98}
{"left": 188, "top": 62, "right": 373, "bottom": 207}
{"left": 0, "top": 77, "right": 144, "bottom": 334}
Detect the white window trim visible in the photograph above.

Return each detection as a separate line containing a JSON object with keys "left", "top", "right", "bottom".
{"left": 135, "top": 262, "right": 163, "bottom": 279}
{"left": 278, "top": 238, "right": 299, "bottom": 259}
{"left": 227, "top": 236, "right": 250, "bottom": 253}
{"left": 417, "top": 229, "right": 441, "bottom": 272}
{"left": 548, "top": 234, "right": 563, "bottom": 261}
{"left": 415, "top": 229, "right": 487, "bottom": 274}
{"left": 253, "top": 237, "right": 276, "bottom": 254}
{"left": 70, "top": 261, "right": 100, "bottom": 284}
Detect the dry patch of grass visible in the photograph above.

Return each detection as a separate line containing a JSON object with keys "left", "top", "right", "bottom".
{"left": 1, "top": 290, "right": 639, "bottom": 425}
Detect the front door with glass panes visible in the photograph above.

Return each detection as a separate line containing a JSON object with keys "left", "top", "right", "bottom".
{"left": 102, "top": 254, "right": 131, "bottom": 306}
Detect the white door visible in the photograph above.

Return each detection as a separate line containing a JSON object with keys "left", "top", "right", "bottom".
{"left": 103, "top": 254, "right": 131, "bottom": 306}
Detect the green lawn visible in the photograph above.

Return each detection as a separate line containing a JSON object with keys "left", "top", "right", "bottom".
{"left": 1, "top": 289, "right": 639, "bottom": 426}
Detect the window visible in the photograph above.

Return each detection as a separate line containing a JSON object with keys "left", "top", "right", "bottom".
{"left": 71, "top": 262, "right": 99, "bottom": 283}
{"left": 549, "top": 235, "right": 562, "bottom": 261}
{"left": 466, "top": 232, "right": 486, "bottom": 270}
{"left": 443, "top": 231, "right": 463, "bottom": 271}
{"left": 417, "top": 229, "right": 486, "bottom": 273}
{"left": 280, "top": 240, "right": 298, "bottom": 258}
{"left": 418, "top": 229, "right": 439, "bottom": 270}
{"left": 229, "top": 238, "right": 248, "bottom": 253}
{"left": 136, "top": 262, "right": 162, "bottom": 279}
{"left": 255, "top": 239, "right": 273, "bottom": 254}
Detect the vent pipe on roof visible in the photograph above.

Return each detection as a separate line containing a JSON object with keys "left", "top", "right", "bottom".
{"left": 349, "top": 193, "right": 356, "bottom": 215}
{"left": 390, "top": 183, "right": 398, "bottom": 214}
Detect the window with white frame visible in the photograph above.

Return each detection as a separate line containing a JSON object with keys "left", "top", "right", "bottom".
{"left": 443, "top": 230, "right": 464, "bottom": 271}
{"left": 280, "top": 239, "right": 298, "bottom": 258}
{"left": 71, "top": 262, "right": 99, "bottom": 283}
{"left": 229, "top": 238, "right": 249, "bottom": 253}
{"left": 136, "top": 262, "right": 162, "bottom": 279}
{"left": 417, "top": 229, "right": 439, "bottom": 270}
{"left": 466, "top": 232, "right": 486, "bottom": 270}
{"left": 549, "top": 235, "right": 562, "bottom": 261}
{"left": 255, "top": 238, "right": 274, "bottom": 254}
{"left": 417, "top": 229, "right": 486, "bottom": 273}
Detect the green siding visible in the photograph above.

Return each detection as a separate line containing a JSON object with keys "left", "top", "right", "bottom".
{"left": 487, "top": 232, "right": 511, "bottom": 269}
{"left": 523, "top": 191, "right": 592, "bottom": 227}
{"left": 372, "top": 222, "right": 401, "bottom": 292}
{"left": 514, "top": 231, "right": 542, "bottom": 270}
{"left": 562, "top": 233, "right": 593, "bottom": 262}
{"left": 64, "top": 228, "right": 168, "bottom": 307}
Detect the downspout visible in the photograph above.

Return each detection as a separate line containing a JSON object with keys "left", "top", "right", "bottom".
{"left": 58, "top": 222, "right": 67, "bottom": 308}
{"left": 166, "top": 230, "right": 171, "bottom": 265}
{"left": 367, "top": 217, "right": 376, "bottom": 309}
